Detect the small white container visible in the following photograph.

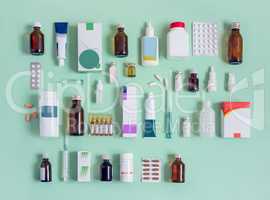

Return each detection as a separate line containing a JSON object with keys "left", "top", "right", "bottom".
{"left": 174, "top": 71, "right": 183, "bottom": 92}
{"left": 182, "top": 117, "right": 191, "bottom": 137}
{"left": 39, "top": 91, "right": 59, "bottom": 137}
{"left": 167, "top": 21, "right": 189, "bottom": 59}
{"left": 199, "top": 101, "right": 215, "bottom": 137}
{"left": 120, "top": 153, "right": 134, "bottom": 182}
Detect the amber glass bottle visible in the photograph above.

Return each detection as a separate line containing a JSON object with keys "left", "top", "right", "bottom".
{"left": 30, "top": 22, "right": 44, "bottom": 55}
{"left": 69, "top": 96, "right": 84, "bottom": 136}
{"left": 171, "top": 154, "right": 185, "bottom": 183}
{"left": 114, "top": 24, "right": 128, "bottom": 57}
{"left": 40, "top": 153, "right": 52, "bottom": 182}
{"left": 228, "top": 22, "right": 243, "bottom": 65}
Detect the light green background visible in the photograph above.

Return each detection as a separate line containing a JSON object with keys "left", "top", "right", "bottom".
{"left": 1, "top": 0, "right": 269, "bottom": 199}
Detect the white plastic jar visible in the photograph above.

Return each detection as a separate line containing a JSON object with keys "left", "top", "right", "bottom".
{"left": 39, "top": 91, "right": 59, "bottom": 137}
{"left": 167, "top": 21, "right": 189, "bottom": 58}
{"left": 120, "top": 153, "right": 134, "bottom": 182}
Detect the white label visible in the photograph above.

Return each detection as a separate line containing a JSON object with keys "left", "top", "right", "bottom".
{"left": 40, "top": 167, "right": 46, "bottom": 181}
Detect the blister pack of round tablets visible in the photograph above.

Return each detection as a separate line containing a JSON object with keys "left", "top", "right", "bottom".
{"left": 30, "top": 62, "right": 41, "bottom": 89}
{"left": 192, "top": 22, "right": 218, "bottom": 56}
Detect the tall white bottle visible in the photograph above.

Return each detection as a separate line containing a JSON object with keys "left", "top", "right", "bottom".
{"left": 39, "top": 91, "right": 59, "bottom": 137}
{"left": 199, "top": 101, "right": 215, "bottom": 137}
{"left": 141, "top": 22, "right": 159, "bottom": 66}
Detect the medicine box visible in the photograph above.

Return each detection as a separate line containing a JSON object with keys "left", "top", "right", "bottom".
{"left": 221, "top": 102, "right": 251, "bottom": 138}
{"left": 77, "top": 151, "right": 91, "bottom": 182}
{"left": 122, "top": 86, "right": 137, "bottom": 138}
{"left": 78, "top": 22, "right": 102, "bottom": 72}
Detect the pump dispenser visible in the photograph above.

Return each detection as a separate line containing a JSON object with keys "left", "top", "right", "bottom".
{"left": 141, "top": 22, "right": 159, "bottom": 66}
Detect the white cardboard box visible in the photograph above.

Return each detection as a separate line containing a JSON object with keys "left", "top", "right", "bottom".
{"left": 221, "top": 102, "right": 251, "bottom": 138}
{"left": 78, "top": 22, "right": 102, "bottom": 72}
{"left": 77, "top": 151, "right": 91, "bottom": 182}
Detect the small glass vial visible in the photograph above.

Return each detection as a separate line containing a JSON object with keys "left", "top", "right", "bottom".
{"left": 182, "top": 117, "right": 191, "bottom": 137}
{"left": 114, "top": 24, "right": 128, "bottom": 57}
{"left": 188, "top": 70, "right": 199, "bottom": 92}
{"left": 100, "top": 155, "right": 113, "bottom": 182}
{"left": 228, "top": 22, "right": 243, "bottom": 65}
{"left": 30, "top": 22, "right": 44, "bottom": 55}
{"left": 40, "top": 153, "right": 52, "bottom": 182}
{"left": 171, "top": 154, "right": 185, "bottom": 183}
{"left": 125, "top": 63, "right": 136, "bottom": 77}
{"left": 69, "top": 96, "right": 84, "bottom": 136}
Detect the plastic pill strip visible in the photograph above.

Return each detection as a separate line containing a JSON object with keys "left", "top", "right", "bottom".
{"left": 141, "top": 159, "right": 161, "bottom": 183}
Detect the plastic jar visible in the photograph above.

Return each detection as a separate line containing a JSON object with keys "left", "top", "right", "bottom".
{"left": 167, "top": 21, "right": 189, "bottom": 58}
{"left": 120, "top": 153, "right": 133, "bottom": 182}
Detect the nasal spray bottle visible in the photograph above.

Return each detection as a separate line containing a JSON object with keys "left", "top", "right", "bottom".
{"left": 144, "top": 92, "right": 156, "bottom": 137}
{"left": 39, "top": 91, "right": 59, "bottom": 137}
{"left": 55, "top": 22, "right": 68, "bottom": 66}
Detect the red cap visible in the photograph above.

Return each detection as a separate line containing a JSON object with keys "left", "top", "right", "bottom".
{"left": 169, "top": 21, "right": 185, "bottom": 29}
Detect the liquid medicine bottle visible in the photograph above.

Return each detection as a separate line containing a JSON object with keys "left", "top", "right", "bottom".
{"left": 141, "top": 22, "right": 159, "bottom": 66}
{"left": 171, "top": 154, "right": 185, "bottom": 183}
{"left": 188, "top": 70, "right": 199, "bottom": 92}
{"left": 69, "top": 96, "right": 84, "bottom": 136}
{"left": 120, "top": 153, "right": 133, "bottom": 182}
{"left": 228, "top": 22, "right": 243, "bottom": 65}
{"left": 114, "top": 24, "right": 128, "bottom": 57}
{"left": 40, "top": 153, "right": 52, "bottom": 182}
{"left": 100, "top": 155, "right": 113, "bottom": 182}
{"left": 30, "top": 22, "right": 44, "bottom": 55}
{"left": 167, "top": 21, "right": 189, "bottom": 58}
{"left": 199, "top": 101, "right": 215, "bottom": 137}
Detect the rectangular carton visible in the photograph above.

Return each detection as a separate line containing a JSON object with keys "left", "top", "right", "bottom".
{"left": 221, "top": 102, "right": 251, "bottom": 138}
{"left": 78, "top": 22, "right": 102, "bottom": 72}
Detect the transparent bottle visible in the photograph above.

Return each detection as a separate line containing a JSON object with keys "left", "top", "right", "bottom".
{"left": 199, "top": 101, "right": 215, "bottom": 137}
{"left": 228, "top": 22, "right": 243, "bottom": 65}
{"left": 171, "top": 154, "right": 185, "bottom": 183}
{"left": 30, "top": 22, "right": 44, "bottom": 55}
{"left": 114, "top": 24, "right": 128, "bottom": 57}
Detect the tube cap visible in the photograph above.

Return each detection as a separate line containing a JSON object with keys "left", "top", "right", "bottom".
{"left": 33, "top": 22, "right": 42, "bottom": 28}
{"left": 170, "top": 21, "right": 185, "bottom": 29}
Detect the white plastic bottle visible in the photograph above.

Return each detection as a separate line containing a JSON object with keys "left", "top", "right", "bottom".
{"left": 120, "top": 153, "right": 134, "bottom": 182}
{"left": 207, "top": 66, "right": 217, "bottom": 92}
{"left": 39, "top": 91, "right": 59, "bottom": 137}
{"left": 174, "top": 71, "right": 183, "bottom": 92}
{"left": 199, "top": 101, "right": 215, "bottom": 137}
{"left": 96, "top": 80, "right": 103, "bottom": 104}
{"left": 109, "top": 62, "right": 117, "bottom": 83}
{"left": 167, "top": 21, "right": 189, "bottom": 58}
{"left": 182, "top": 117, "right": 191, "bottom": 137}
{"left": 141, "top": 22, "right": 159, "bottom": 66}
{"left": 227, "top": 72, "right": 236, "bottom": 92}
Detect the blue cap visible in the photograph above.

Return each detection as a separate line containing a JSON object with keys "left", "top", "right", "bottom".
{"left": 55, "top": 22, "right": 68, "bottom": 34}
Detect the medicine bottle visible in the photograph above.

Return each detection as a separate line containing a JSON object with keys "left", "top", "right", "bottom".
{"left": 188, "top": 70, "right": 199, "bottom": 92}
{"left": 228, "top": 22, "right": 243, "bottom": 65}
{"left": 120, "top": 153, "right": 134, "bottom": 182}
{"left": 114, "top": 24, "right": 128, "bottom": 57}
{"left": 69, "top": 96, "right": 84, "bottom": 136}
{"left": 171, "top": 154, "right": 185, "bottom": 183}
{"left": 40, "top": 153, "right": 52, "bottom": 182}
{"left": 199, "top": 101, "right": 215, "bottom": 137}
{"left": 125, "top": 63, "right": 136, "bottom": 77}
{"left": 30, "top": 22, "right": 44, "bottom": 55}
{"left": 100, "top": 155, "right": 113, "bottom": 182}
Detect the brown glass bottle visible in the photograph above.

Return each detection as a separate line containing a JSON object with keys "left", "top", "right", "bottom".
{"left": 40, "top": 153, "right": 52, "bottom": 182}
{"left": 171, "top": 154, "right": 185, "bottom": 183}
{"left": 30, "top": 22, "right": 44, "bottom": 55}
{"left": 69, "top": 96, "right": 84, "bottom": 136}
{"left": 228, "top": 22, "right": 243, "bottom": 65}
{"left": 114, "top": 24, "right": 128, "bottom": 57}
{"left": 188, "top": 70, "right": 199, "bottom": 92}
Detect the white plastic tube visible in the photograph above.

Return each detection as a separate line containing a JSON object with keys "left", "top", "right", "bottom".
{"left": 62, "top": 150, "right": 69, "bottom": 181}
{"left": 55, "top": 22, "right": 68, "bottom": 66}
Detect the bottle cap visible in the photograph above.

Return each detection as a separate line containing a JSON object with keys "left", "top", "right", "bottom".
{"left": 204, "top": 101, "right": 211, "bottom": 107}
{"left": 175, "top": 154, "right": 181, "bottom": 159}
{"left": 190, "top": 69, "right": 197, "bottom": 74}
{"left": 59, "top": 58, "right": 64, "bottom": 66}
{"left": 102, "top": 154, "right": 110, "bottom": 160}
{"left": 117, "top": 24, "right": 125, "bottom": 29}
{"left": 42, "top": 153, "right": 48, "bottom": 159}
{"left": 33, "top": 22, "right": 42, "bottom": 28}
{"left": 148, "top": 92, "right": 154, "bottom": 98}
{"left": 145, "top": 22, "right": 154, "bottom": 36}
{"left": 169, "top": 21, "right": 185, "bottom": 29}
{"left": 231, "top": 22, "right": 240, "bottom": 29}
{"left": 121, "top": 153, "right": 133, "bottom": 160}
{"left": 72, "top": 95, "right": 81, "bottom": 100}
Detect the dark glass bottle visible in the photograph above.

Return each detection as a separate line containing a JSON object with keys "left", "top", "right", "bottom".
{"left": 100, "top": 155, "right": 113, "bottom": 182}
{"left": 40, "top": 153, "right": 52, "bottom": 182}
{"left": 30, "top": 22, "right": 44, "bottom": 55}
{"left": 228, "top": 22, "right": 243, "bottom": 65}
{"left": 188, "top": 70, "right": 199, "bottom": 92}
{"left": 69, "top": 96, "right": 84, "bottom": 136}
{"left": 171, "top": 155, "right": 185, "bottom": 183}
{"left": 114, "top": 24, "right": 128, "bottom": 57}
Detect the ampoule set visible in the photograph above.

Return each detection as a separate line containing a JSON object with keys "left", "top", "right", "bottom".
{"left": 89, "top": 114, "right": 113, "bottom": 136}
